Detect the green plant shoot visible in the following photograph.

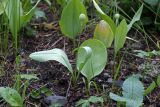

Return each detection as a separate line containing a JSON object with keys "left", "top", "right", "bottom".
{"left": 94, "top": 20, "right": 114, "bottom": 48}
{"left": 110, "top": 75, "right": 144, "bottom": 107}
{"left": 60, "top": 0, "right": 88, "bottom": 39}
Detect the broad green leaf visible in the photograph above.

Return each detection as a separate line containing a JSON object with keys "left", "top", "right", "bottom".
{"left": 110, "top": 75, "right": 144, "bottom": 107}
{"left": 77, "top": 39, "right": 107, "bottom": 81}
{"left": 157, "top": 75, "right": 160, "bottom": 87}
{"left": 114, "top": 19, "right": 128, "bottom": 55}
{"left": 122, "top": 75, "right": 144, "bottom": 107}
{"left": 88, "top": 96, "right": 104, "bottom": 104}
{"left": 0, "top": 87, "right": 23, "bottom": 107}
{"left": 92, "top": 0, "right": 116, "bottom": 34}
{"left": 20, "top": 74, "right": 39, "bottom": 80}
{"left": 94, "top": 20, "right": 114, "bottom": 48}
{"left": 127, "top": 5, "right": 143, "bottom": 32}
{"left": 29, "top": 48, "right": 73, "bottom": 73}
{"left": 144, "top": 81, "right": 156, "bottom": 96}
{"left": 60, "top": 0, "right": 88, "bottom": 39}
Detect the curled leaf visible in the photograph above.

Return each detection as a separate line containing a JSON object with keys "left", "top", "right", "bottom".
{"left": 29, "top": 48, "right": 73, "bottom": 73}
{"left": 94, "top": 20, "right": 114, "bottom": 48}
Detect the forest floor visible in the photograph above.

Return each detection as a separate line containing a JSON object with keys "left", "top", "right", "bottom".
{"left": 0, "top": 3, "right": 160, "bottom": 107}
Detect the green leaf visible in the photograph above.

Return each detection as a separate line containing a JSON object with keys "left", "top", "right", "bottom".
{"left": 92, "top": 0, "right": 116, "bottom": 34}
{"left": 76, "top": 99, "right": 90, "bottom": 107}
{"left": 60, "top": 0, "right": 88, "bottom": 39}
{"left": 157, "top": 75, "right": 160, "bottom": 87}
{"left": 109, "top": 93, "right": 126, "bottom": 102}
{"left": 78, "top": 46, "right": 92, "bottom": 72}
{"left": 127, "top": 5, "right": 143, "bottom": 32}
{"left": 110, "top": 75, "right": 144, "bottom": 107}
{"left": 29, "top": 48, "right": 73, "bottom": 73}
{"left": 76, "top": 96, "right": 103, "bottom": 107}
{"left": 4, "top": 0, "right": 23, "bottom": 36}
{"left": 0, "top": 87, "right": 23, "bottom": 107}
{"left": 114, "top": 19, "right": 128, "bottom": 55}
{"left": 94, "top": 20, "right": 114, "bottom": 48}
{"left": 77, "top": 39, "right": 107, "bottom": 81}
{"left": 88, "top": 96, "right": 104, "bottom": 104}
{"left": 134, "top": 50, "right": 160, "bottom": 58}
{"left": 20, "top": 74, "right": 39, "bottom": 80}
{"left": 144, "top": 81, "right": 156, "bottom": 96}
{"left": 0, "top": 0, "right": 8, "bottom": 15}
{"left": 122, "top": 75, "right": 144, "bottom": 107}
{"left": 92, "top": 0, "right": 105, "bottom": 15}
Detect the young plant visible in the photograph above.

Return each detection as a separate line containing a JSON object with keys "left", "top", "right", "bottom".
{"left": 0, "top": 0, "right": 40, "bottom": 53}
{"left": 94, "top": 20, "right": 114, "bottom": 48}
{"left": 77, "top": 39, "right": 107, "bottom": 94}
{"left": 144, "top": 75, "right": 160, "bottom": 95}
{"left": 0, "top": 74, "right": 38, "bottom": 107}
{"left": 109, "top": 75, "right": 145, "bottom": 107}
{"left": 93, "top": 0, "right": 143, "bottom": 55}
{"left": 134, "top": 50, "right": 160, "bottom": 58}
{"left": 93, "top": 0, "right": 143, "bottom": 78}
{"left": 0, "top": 87, "right": 23, "bottom": 107}
{"left": 29, "top": 39, "right": 107, "bottom": 93}
{"left": 76, "top": 96, "right": 104, "bottom": 107}
{"left": 60, "top": 0, "right": 88, "bottom": 41}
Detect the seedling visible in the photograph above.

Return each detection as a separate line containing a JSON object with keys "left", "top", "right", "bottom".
{"left": 93, "top": 0, "right": 143, "bottom": 55}
{"left": 144, "top": 75, "right": 160, "bottom": 96}
{"left": 110, "top": 75, "right": 144, "bottom": 107}
{"left": 0, "top": 74, "right": 39, "bottom": 107}
{"left": 76, "top": 96, "right": 104, "bottom": 107}
{"left": 0, "top": 87, "right": 23, "bottom": 107}
{"left": 60, "top": 0, "right": 88, "bottom": 43}
{"left": 29, "top": 39, "right": 107, "bottom": 94}
{"left": 134, "top": 50, "right": 160, "bottom": 58}
{"left": 31, "top": 86, "right": 53, "bottom": 99}
{"left": 93, "top": 0, "right": 143, "bottom": 79}
{"left": 0, "top": 0, "right": 40, "bottom": 53}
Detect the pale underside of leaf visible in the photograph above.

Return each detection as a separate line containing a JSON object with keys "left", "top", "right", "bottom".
{"left": 110, "top": 75, "right": 144, "bottom": 107}
{"left": 29, "top": 48, "right": 73, "bottom": 73}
